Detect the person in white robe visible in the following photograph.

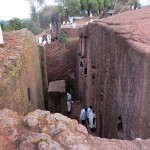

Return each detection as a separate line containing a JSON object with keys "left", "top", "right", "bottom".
{"left": 89, "top": 110, "right": 96, "bottom": 131}
{"left": 87, "top": 106, "right": 93, "bottom": 124}
{"left": 80, "top": 108, "right": 87, "bottom": 125}
{"left": 67, "top": 100, "right": 71, "bottom": 116}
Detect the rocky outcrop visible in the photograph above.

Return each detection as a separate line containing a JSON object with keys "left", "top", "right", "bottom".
{"left": 0, "top": 29, "right": 45, "bottom": 115}
{"left": 0, "top": 108, "right": 150, "bottom": 149}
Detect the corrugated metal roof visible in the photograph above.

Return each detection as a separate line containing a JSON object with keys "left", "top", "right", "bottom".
{"left": 107, "top": 10, "right": 114, "bottom": 14}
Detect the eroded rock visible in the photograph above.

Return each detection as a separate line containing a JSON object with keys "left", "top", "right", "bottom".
{"left": 0, "top": 109, "right": 150, "bottom": 149}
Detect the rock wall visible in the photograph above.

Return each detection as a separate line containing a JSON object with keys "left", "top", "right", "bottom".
{"left": 0, "top": 108, "right": 150, "bottom": 150}
{"left": 38, "top": 45, "right": 49, "bottom": 110}
{"left": 45, "top": 28, "right": 79, "bottom": 93}
{"left": 63, "top": 28, "right": 79, "bottom": 38}
{"left": 0, "top": 29, "right": 45, "bottom": 115}
{"left": 78, "top": 7, "right": 150, "bottom": 139}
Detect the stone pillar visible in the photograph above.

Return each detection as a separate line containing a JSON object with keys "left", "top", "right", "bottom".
{"left": 38, "top": 37, "right": 43, "bottom": 44}
{"left": 0, "top": 25, "right": 4, "bottom": 46}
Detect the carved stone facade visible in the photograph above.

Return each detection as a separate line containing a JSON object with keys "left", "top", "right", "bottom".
{"left": 78, "top": 7, "right": 150, "bottom": 139}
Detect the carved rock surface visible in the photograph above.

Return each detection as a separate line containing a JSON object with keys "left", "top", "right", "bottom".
{"left": 0, "top": 29, "right": 44, "bottom": 114}
{"left": 0, "top": 109, "right": 150, "bottom": 149}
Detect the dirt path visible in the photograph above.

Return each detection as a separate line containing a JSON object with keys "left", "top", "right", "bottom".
{"left": 70, "top": 101, "right": 97, "bottom": 137}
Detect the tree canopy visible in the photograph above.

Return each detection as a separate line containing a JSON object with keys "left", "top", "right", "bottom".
{"left": 0, "top": 0, "right": 142, "bottom": 36}
{"left": 26, "top": 0, "right": 45, "bottom": 13}
{"left": 0, "top": 18, "right": 39, "bottom": 34}
{"left": 64, "top": 0, "right": 80, "bottom": 16}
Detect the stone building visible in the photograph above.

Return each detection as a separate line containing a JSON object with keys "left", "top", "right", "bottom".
{"left": 0, "top": 29, "right": 45, "bottom": 115}
{"left": 78, "top": 7, "right": 150, "bottom": 139}
{"left": 48, "top": 80, "right": 66, "bottom": 115}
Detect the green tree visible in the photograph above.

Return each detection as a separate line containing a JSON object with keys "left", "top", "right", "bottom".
{"left": 1, "top": 18, "right": 39, "bottom": 35}
{"left": 91, "top": 0, "right": 98, "bottom": 11}
{"left": 39, "top": 5, "right": 66, "bottom": 29}
{"left": 64, "top": 0, "right": 80, "bottom": 16}
{"left": 97, "top": 0, "right": 104, "bottom": 12}
{"left": 60, "top": 31, "right": 68, "bottom": 49}
{"left": 86, "top": 0, "right": 98, "bottom": 14}
{"left": 27, "top": 0, "right": 45, "bottom": 12}
{"left": 26, "top": 0, "right": 45, "bottom": 30}
{"left": 104, "top": 0, "right": 111, "bottom": 7}
{"left": 9, "top": 18, "right": 23, "bottom": 30}
{"left": 80, "top": 0, "right": 88, "bottom": 11}
{"left": 54, "top": 0, "right": 65, "bottom": 5}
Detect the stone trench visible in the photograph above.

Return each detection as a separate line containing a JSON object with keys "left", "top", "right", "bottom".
{"left": 0, "top": 7, "right": 150, "bottom": 150}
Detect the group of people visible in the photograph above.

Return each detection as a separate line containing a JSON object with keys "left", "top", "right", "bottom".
{"left": 80, "top": 106, "right": 96, "bottom": 132}
{"left": 66, "top": 91, "right": 96, "bottom": 132}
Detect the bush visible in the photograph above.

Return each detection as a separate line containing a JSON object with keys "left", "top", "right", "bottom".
{"left": 60, "top": 31, "right": 68, "bottom": 44}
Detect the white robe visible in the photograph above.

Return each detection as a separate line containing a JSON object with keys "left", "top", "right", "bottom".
{"left": 80, "top": 109, "right": 86, "bottom": 120}
{"left": 0, "top": 26, "right": 4, "bottom": 44}
{"left": 67, "top": 93, "right": 71, "bottom": 101}
{"left": 89, "top": 111, "right": 94, "bottom": 129}
{"left": 87, "top": 108, "right": 92, "bottom": 119}
{"left": 67, "top": 101, "right": 71, "bottom": 112}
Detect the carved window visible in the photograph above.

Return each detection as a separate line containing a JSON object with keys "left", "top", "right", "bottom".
{"left": 117, "top": 116, "right": 123, "bottom": 131}
{"left": 28, "top": 87, "right": 31, "bottom": 101}
{"left": 80, "top": 62, "right": 83, "bottom": 67}
{"left": 84, "top": 67, "right": 87, "bottom": 75}
{"left": 92, "top": 74, "right": 95, "bottom": 80}
{"left": 101, "top": 90, "right": 103, "bottom": 101}
{"left": 81, "top": 36, "right": 87, "bottom": 58}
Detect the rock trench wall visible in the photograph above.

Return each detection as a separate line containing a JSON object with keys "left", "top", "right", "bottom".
{"left": 45, "top": 28, "right": 79, "bottom": 95}
{"left": 78, "top": 7, "right": 150, "bottom": 139}
{"left": 0, "top": 29, "right": 45, "bottom": 114}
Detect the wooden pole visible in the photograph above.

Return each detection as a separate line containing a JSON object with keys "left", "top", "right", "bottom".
{"left": 118, "top": 0, "right": 131, "bottom": 14}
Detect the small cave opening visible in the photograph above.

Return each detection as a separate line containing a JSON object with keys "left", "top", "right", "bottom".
{"left": 117, "top": 116, "right": 123, "bottom": 131}
{"left": 117, "top": 116, "right": 124, "bottom": 139}
{"left": 80, "top": 61, "right": 83, "bottom": 67}
{"left": 27, "top": 87, "right": 31, "bottom": 102}
{"left": 84, "top": 67, "right": 87, "bottom": 75}
{"left": 101, "top": 90, "right": 103, "bottom": 101}
{"left": 92, "top": 74, "right": 95, "bottom": 80}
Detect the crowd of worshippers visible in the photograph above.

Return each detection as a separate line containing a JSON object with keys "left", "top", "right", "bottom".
{"left": 80, "top": 106, "right": 96, "bottom": 132}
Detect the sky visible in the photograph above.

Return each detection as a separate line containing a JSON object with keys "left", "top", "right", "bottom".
{"left": 0, "top": 0, "right": 150, "bottom": 20}
{"left": 0, "top": 0, "right": 56, "bottom": 20}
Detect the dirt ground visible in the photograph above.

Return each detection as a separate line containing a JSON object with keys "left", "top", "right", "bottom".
{"left": 69, "top": 101, "right": 97, "bottom": 137}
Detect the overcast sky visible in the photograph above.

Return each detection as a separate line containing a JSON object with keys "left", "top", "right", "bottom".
{"left": 0, "top": 0, "right": 149, "bottom": 20}
{"left": 0, "top": 0, "right": 56, "bottom": 20}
